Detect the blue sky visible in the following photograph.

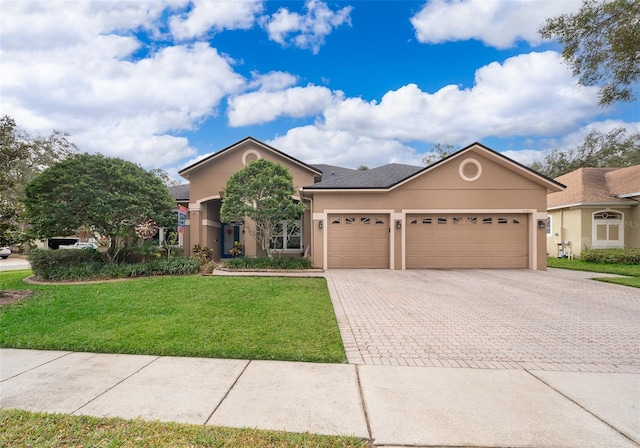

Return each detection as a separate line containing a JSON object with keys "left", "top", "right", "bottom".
{"left": 1, "top": 0, "right": 638, "bottom": 180}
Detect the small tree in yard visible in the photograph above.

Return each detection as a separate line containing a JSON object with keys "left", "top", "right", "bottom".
{"left": 220, "top": 159, "right": 305, "bottom": 260}
{"left": 24, "top": 153, "right": 175, "bottom": 262}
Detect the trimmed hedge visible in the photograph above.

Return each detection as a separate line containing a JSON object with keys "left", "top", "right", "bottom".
{"left": 581, "top": 248, "right": 640, "bottom": 264}
{"left": 28, "top": 249, "right": 200, "bottom": 281}
{"left": 222, "top": 257, "right": 313, "bottom": 270}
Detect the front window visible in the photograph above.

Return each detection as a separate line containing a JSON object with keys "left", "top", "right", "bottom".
{"left": 592, "top": 210, "right": 624, "bottom": 248}
{"left": 272, "top": 220, "right": 302, "bottom": 251}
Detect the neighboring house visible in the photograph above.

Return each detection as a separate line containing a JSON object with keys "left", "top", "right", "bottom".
{"left": 171, "top": 137, "right": 564, "bottom": 270}
{"left": 546, "top": 166, "right": 640, "bottom": 258}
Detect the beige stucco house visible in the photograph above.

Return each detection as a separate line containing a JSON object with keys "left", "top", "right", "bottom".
{"left": 547, "top": 165, "right": 640, "bottom": 258}
{"left": 173, "top": 137, "right": 564, "bottom": 270}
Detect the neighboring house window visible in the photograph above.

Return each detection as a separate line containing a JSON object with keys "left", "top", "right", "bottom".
{"left": 592, "top": 210, "right": 624, "bottom": 248}
{"left": 546, "top": 216, "right": 552, "bottom": 237}
{"left": 272, "top": 220, "right": 302, "bottom": 251}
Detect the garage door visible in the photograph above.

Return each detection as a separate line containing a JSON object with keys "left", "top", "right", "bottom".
{"left": 406, "top": 214, "right": 528, "bottom": 268}
{"left": 328, "top": 214, "right": 389, "bottom": 268}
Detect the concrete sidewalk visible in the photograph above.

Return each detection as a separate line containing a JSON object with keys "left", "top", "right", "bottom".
{"left": 1, "top": 349, "right": 638, "bottom": 447}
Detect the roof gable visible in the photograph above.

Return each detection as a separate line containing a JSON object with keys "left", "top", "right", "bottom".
{"left": 178, "top": 137, "right": 322, "bottom": 179}
{"left": 304, "top": 142, "right": 565, "bottom": 193}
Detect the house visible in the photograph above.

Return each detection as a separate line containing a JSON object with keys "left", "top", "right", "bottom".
{"left": 171, "top": 137, "right": 564, "bottom": 270}
{"left": 547, "top": 165, "right": 640, "bottom": 258}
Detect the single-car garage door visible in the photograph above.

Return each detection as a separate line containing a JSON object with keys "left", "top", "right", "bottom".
{"left": 328, "top": 214, "right": 389, "bottom": 268}
{"left": 406, "top": 214, "right": 528, "bottom": 268}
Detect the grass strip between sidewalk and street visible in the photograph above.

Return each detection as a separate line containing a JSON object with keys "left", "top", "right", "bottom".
{"left": 547, "top": 257, "right": 640, "bottom": 288}
{"left": 0, "top": 409, "right": 368, "bottom": 448}
{"left": 0, "top": 271, "right": 346, "bottom": 363}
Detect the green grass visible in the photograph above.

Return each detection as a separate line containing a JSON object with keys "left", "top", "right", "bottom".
{"left": 0, "top": 409, "right": 368, "bottom": 448}
{"left": 0, "top": 271, "right": 346, "bottom": 363}
{"left": 547, "top": 257, "right": 640, "bottom": 288}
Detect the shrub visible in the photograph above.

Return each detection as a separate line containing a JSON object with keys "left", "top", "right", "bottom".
{"left": 28, "top": 248, "right": 200, "bottom": 281}
{"left": 222, "top": 257, "right": 313, "bottom": 270}
{"left": 191, "top": 244, "right": 213, "bottom": 264}
{"left": 29, "top": 248, "right": 104, "bottom": 279}
{"left": 581, "top": 248, "right": 640, "bottom": 264}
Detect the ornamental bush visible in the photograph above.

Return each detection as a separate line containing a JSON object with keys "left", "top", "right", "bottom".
{"left": 222, "top": 257, "right": 313, "bottom": 270}
{"left": 581, "top": 248, "right": 640, "bottom": 264}
{"left": 28, "top": 248, "right": 200, "bottom": 281}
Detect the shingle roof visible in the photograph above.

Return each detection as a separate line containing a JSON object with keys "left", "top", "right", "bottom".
{"left": 168, "top": 184, "right": 189, "bottom": 201}
{"left": 311, "top": 164, "right": 358, "bottom": 180}
{"left": 605, "top": 165, "right": 640, "bottom": 197}
{"left": 547, "top": 166, "right": 639, "bottom": 208}
{"left": 305, "top": 163, "right": 424, "bottom": 189}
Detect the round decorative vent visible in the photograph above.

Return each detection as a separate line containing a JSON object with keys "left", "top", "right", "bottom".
{"left": 459, "top": 158, "right": 482, "bottom": 182}
{"left": 242, "top": 149, "right": 261, "bottom": 166}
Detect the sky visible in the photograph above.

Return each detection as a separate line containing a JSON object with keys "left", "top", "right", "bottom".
{"left": 2, "top": 0, "right": 639, "bottom": 181}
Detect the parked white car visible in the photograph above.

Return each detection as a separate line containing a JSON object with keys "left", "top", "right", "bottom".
{"left": 0, "top": 246, "right": 11, "bottom": 259}
{"left": 59, "top": 242, "right": 98, "bottom": 250}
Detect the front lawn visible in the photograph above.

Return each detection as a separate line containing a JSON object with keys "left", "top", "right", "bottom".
{"left": 0, "top": 271, "right": 345, "bottom": 363}
{"left": 547, "top": 257, "right": 640, "bottom": 288}
{"left": 0, "top": 409, "right": 368, "bottom": 448}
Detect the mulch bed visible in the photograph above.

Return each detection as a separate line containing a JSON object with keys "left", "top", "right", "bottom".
{"left": 0, "top": 290, "right": 32, "bottom": 306}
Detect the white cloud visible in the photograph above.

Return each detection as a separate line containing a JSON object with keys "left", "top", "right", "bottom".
{"left": 228, "top": 85, "right": 341, "bottom": 126}
{"left": 411, "top": 0, "right": 582, "bottom": 49}
{"left": 0, "top": 0, "right": 184, "bottom": 50}
{"left": 262, "top": 0, "right": 352, "bottom": 53}
{"left": 320, "top": 51, "right": 599, "bottom": 144}
{"left": 500, "top": 149, "right": 547, "bottom": 167}
{"left": 170, "top": 0, "right": 264, "bottom": 40}
{"left": 1, "top": 1, "right": 245, "bottom": 168}
{"left": 247, "top": 71, "right": 298, "bottom": 92}
{"left": 268, "top": 127, "right": 424, "bottom": 168}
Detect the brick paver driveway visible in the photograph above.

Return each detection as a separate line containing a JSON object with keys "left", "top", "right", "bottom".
{"left": 325, "top": 269, "right": 640, "bottom": 373}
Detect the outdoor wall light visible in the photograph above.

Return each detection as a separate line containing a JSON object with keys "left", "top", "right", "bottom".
{"left": 396, "top": 220, "right": 402, "bottom": 230}
{"left": 318, "top": 220, "right": 323, "bottom": 229}
{"left": 537, "top": 219, "right": 546, "bottom": 229}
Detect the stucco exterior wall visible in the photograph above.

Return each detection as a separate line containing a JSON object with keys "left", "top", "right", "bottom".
{"left": 183, "top": 140, "right": 317, "bottom": 257}
{"left": 547, "top": 206, "right": 639, "bottom": 258}
{"left": 627, "top": 203, "right": 640, "bottom": 248}
{"left": 309, "top": 150, "right": 549, "bottom": 270}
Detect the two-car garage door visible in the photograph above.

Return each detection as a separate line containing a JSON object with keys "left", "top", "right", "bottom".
{"left": 406, "top": 214, "right": 528, "bottom": 268}
{"left": 326, "top": 213, "right": 528, "bottom": 269}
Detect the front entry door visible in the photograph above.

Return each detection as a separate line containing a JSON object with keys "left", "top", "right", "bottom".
{"left": 221, "top": 224, "right": 240, "bottom": 258}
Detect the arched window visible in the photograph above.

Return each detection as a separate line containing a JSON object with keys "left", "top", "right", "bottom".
{"left": 592, "top": 210, "right": 624, "bottom": 248}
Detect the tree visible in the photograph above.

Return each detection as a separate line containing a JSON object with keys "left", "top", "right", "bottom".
{"left": 0, "top": 115, "right": 77, "bottom": 246}
{"left": 24, "top": 153, "right": 175, "bottom": 261}
{"left": 357, "top": 165, "right": 369, "bottom": 171}
{"left": 149, "top": 168, "right": 182, "bottom": 187}
{"left": 220, "top": 159, "right": 306, "bottom": 260}
{"left": 540, "top": 0, "right": 640, "bottom": 106}
{"left": 530, "top": 127, "right": 640, "bottom": 178}
{"left": 422, "top": 143, "right": 458, "bottom": 165}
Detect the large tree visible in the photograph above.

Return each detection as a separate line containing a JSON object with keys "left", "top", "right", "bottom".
{"left": 24, "top": 153, "right": 175, "bottom": 261}
{"left": 220, "top": 159, "right": 306, "bottom": 259}
{"left": 530, "top": 127, "right": 640, "bottom": 178}
{"left": 0, "top": 115, "right": 77, "bottom": 246}
{"left": 540, "top": 0, "right": 640, "bottom": 106}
